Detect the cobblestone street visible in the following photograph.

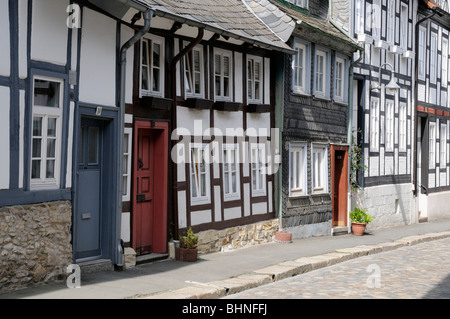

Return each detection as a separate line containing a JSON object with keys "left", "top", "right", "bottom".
{"left": 224, "top": 237, "right": 450, "bottom": 299}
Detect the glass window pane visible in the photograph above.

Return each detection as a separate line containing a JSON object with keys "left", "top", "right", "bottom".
{"left": 32, "top": 160, "right": 41, "bottom": 179}
{"left": 47, "top": 118, "right": 57, "bottom": 137}
{"left": 79, "top": 127, "right": 84, "bottom": 164}
{"left": 153, "top": 43, "right": 160, "bottom": 68}
{"left": 47, "top": 139, "right": 56, "bottom": 158}
{"left": 88, "top": 127, "right": 99, "bottom": 165}
{"left": 46, "top": 160, "right": 55, "bottom": 179}
{"left": 33, "top": 117, "right": 42, "bottom": 137}
{"left": 32, "top": 139, "right": 42, "bottom": 158}
{"left": 152, "top": 68, "right": 160, "bottom": 92}
{"left": 34, "top": 79, "right": 60, "bottom": 108}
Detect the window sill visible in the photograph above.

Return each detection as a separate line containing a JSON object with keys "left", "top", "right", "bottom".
{"left": 252, "top": 189, "right": 266, "bottom": 197}
{"left": 185, "top": 98, "right": 214, "bottom": 110}
{"left": 214, "top": 101, "right": 242, "bottom": 112}
{"left": 312, "top": 95, "right": 331, "bottom": 102}
{"left": 141, "top": 96, "right": 173, "bottom": 110}
{"left": 247, "top": 104, "right": 270, "bottom": 113}
{"left": 190, "top": 197, "right": 211, "bottom": 206}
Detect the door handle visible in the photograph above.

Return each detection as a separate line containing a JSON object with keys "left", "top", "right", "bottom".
{"left": 138, "top": 157, "right": 144, "bottom": 169}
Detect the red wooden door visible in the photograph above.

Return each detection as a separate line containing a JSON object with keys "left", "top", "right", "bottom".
{"left": 331, "top": 145, "right": 349, "bottom": 227}
{"left": 134, "top": 129, "right": 154, "bottom": 255}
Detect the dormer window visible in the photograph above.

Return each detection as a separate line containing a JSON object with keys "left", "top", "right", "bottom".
{"left": 286, "top": 0, "right": 308, "bottom": 9}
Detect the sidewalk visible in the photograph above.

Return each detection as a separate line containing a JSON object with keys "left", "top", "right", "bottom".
{"left": 1, "top": 218, "right": 450, "bottom": 299}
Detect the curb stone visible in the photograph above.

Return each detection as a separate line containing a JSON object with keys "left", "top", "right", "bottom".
{"left": 138, "top": 231, "right": 450, "bottom": 299}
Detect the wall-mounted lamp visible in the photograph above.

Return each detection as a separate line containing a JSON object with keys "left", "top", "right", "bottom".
{"left": 371, "top": 62, "right": 400, "bottom": 94}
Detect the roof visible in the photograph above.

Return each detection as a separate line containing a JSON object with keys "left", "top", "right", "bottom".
{"left": 137, "top": 0, "right": 295, "bottom": 53}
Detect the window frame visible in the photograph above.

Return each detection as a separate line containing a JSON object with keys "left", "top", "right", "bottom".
{"left": 354, "top": 0, "right": 364, "bottom": 35}
{"left": 399, "top": 103, "right": 407, "bottom": 152}
{"left": 429, "top": 122, "right": 436, "bottom": 169}
{"left": 442, "top": 38, "right": 448, "bottom": 89}
{"left": 370, "top": 98, "right": 380, "bottom": 152}
{"left": 30, "top": 75, "right": 64, "bottom": 190}
{"left": 251, "top": 143, "right": 266, "bottom": 197}
{"left": 314, "top": 48, "right": 330, "bottom": 99}
{"left": 385, "top": 100, "right": 395, "bottom": 152}
{"left": 440, "top": 124, "right": 447, "bottom": 167}
{"left": 430, "top": 32, "right": 437, "bottom": 85}
{"left": 184, "top": 44, "right": 204, "bottom": 98}
{"left": 214, "top": 48, "right": 233, "bottom": 102}
{"left": 247, "top": 54, "right": 263, "bottom": 104}
{"left": 387, "top": 0, "right": 395, "bottom": 45}
{"left": 292, "top": 39, "right": 310, "bottom": 95}
{"left": 312, "top": 143, "right": 328, "bottom": 194}
{"left": 418, "top": 26, "right": 426, "bottom": 80}
{"left": 140, "top": 34, "right": 165, "bottom": 97}
{"left": 222, "top": 143, "right": 240, "bottom": 201}
{"left": 189, "top": 143, "right": 211, "bottom": 205}
{"left": 400, "top": 3, "right": 408, "bottom": 49}
{"left": 289, "top": 142, "right": 307, "bottom": 197}
{"left": 334, "top": 55, "right": 347, "bottom": 103}
{"left": 122, "top": 128, "right": 132, "bottom": 202}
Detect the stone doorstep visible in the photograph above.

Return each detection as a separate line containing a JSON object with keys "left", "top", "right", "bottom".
{"left": 78, "top": 259, "right": 114, "bottom": 275}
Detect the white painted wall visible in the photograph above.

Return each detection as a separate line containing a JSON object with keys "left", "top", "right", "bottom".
{"left": 0, "top": 1, "right": 10, "bottom": 77}
{"left": 0, "top": 86, "right": 10, "bottom": 190}
{"left": 31, "top": 0, "right": 68, "bottom": 66}
{"left": 79, "top": 8, "right": 116, "bottom": 106}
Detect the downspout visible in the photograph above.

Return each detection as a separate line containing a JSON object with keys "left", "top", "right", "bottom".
{"left": 413, "top": 9, "right": 437, "bottom": 198}
{"left": 117, "top": 9, "right": 153, "bottom": 266}
{"left": 170, "top": 28, "right": 204, "bottom": 239}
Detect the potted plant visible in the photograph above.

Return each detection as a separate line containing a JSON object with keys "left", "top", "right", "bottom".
{"left": 349, "top": 207, "right": 374, "bottom": 236}
{"left": 275, "top": 217, "right": 292, "bottom": 243}
{"left": 175, "top": 227, "right": 199, "bottom": 262}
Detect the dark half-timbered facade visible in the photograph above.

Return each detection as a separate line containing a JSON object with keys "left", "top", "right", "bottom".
{"left": 272, "top": 0, "right": 360, "bottom": 237}
{"left": 415, "top": 0, "right": 450, "bottom": 222}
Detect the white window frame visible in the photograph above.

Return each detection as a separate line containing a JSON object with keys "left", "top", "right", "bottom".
{"left": 31, "top": 75, "right": 64, "bottom": 190}
{"left": 429, "top": 122, "right": 436, "bottom": 169}
{"left": 418, "top": 26, "right": 426, "bottom": 80}
{"left": 314, "top": 48, "right": 330, "bottom": 99}
{"left": 289, "top": 142, "right": 307, "bottom": 197}
{"left": 312, "top": 143, "right": 328, "bottom": 194}
{"left": 214, "top": 48, "right": 233, "bottom": 101}
{"left": 122, "top": 128, "right": 132, "bottom": 202}
{"left": 440, "top": 124, "right": 447, "bottom": 167}
{"left": 354, "top": 0, "right": 364, "bottom": 35}
{"left": 430, "top": 32, "right": 437, "bottom": 85}
{"left": 400, "top": 3, "right": 408, "bottom": 49}
{"left": 387, "top": 0, "right": 395, "bottom": 44}
{"left": 371, "top": 1, "right": 381, "bottom": 40}
{"left": 296, "top": 0, "right": 308, "bottom": 9}
{"left": 442, "top": 38, "right": 448, "bottom": 88}
{"left": 247, "top": 55, "right": 263, "bottom": 104}
{"left": 292, "top": 40, "right": 310, "bottom": 95}
{"left": 140, "top": 34, "right": 165, "bottom": 97}
{"left": 223, "top": 144, "right": 240, "bottom": 201}
{"left": 184, "top": 44, "right": 204, "bottom": 98}
{"left": 334, "top": 56, "right": 347, "bottom": 103}
{"left": 190, "top": 144, "right": 211, "bottom": 205}
{"left": 385, "top": 100, "right": 395, "bottom": 152}
{"left": 370, "top": 98, "right": 380, "bottom": 152}
{"left": 251, "top": 143, "right": 266, "bottom": 196}
{"left": 399, "top": 103, "right": 407, "bottom": 152}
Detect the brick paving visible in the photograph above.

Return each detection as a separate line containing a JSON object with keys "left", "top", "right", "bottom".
{"left": 224, "top": 237, "right": 450, "bottom": 299}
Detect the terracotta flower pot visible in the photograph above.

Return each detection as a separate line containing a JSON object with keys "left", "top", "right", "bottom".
{"left": 351, "top": 222, "right": 367, "bottom": 236}
{"left": 275, "top": 231, "right": 292, "bottom": 243}
{"left": 175, "top": 247, "right": 198, "bottom": 262}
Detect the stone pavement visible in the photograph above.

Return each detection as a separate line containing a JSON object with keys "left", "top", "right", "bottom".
{"left": 1, "top": 218, "right": 450, "bottom": 299}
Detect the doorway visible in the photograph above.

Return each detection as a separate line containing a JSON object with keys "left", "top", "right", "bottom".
{"left": 331, "top": 145, "right": 349, "bottom": 227}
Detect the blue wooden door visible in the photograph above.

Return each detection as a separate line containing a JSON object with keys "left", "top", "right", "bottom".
{"left": 75, "top": 117, "right": 103, "bottom": 261}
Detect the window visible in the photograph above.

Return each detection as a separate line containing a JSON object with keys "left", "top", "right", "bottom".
{"left": 185, "top": 46, "right": 203, "bottom": 97}
{"left": 312, "top": 144, "right": 328, "bottom": 193}
{"left": 441, "top": 124, "right": 447, "bottom": 166}
{"left": 289, "top": 143, "right": 307, "bottom": 196}
{"left": 401, "top": 4, "right": 408, "bottom": 49}
{"left": 354, "top": 0, "right": 364, "bottom": 35}
{"left": 429, "top": 122, "right": 436, "bottom": 169}
{"left": 214, "top": 49, "right": 232, "bottom": 101}
{"left": 223, "top": 144, "right": 240, "bottom": 200}
{"left": 122, "top": 129, "right": 132, "bottom": 201}
{"left": 251, "top": 144, "right": 266, "bottom": 196}
{"left": 31, "top": 77, "right": 63, "bottom": 189}
{"left": 430, "top": 33, "right": 437, "bottom": 84}
{"left": 286, "top": 0, "right": 308, "bottom": 9}
{"left": 247, "top": 55, "right": 263, "bottom": 103}
{"left": 387, "top": 0, "right": 395, "bottom": 44}
{"left": 442, "top": 38, "right": 448, "bottom": 88}
{"left": 314, "top": 49, "right": 329, "bottom": 98}
{"left": 372, "top": 1, "right": 381, "bottom": 39}
{"left": 335, "top": 57, "right": 346, "bottom": 102}
{"left": 418, "top": 27, "right": 426, "bottom": 80}
{"left": 370, "top": 99, "right": 380, "bottom": 152}
{"left": 190, "top": 145, "right": 210, "bottom": 204}
{"left": 399, "top": 104, "right": 407, "bottom": 152}
{"left": 292, "top": 40, "right": 309, "bottom": 95}
{"left": 141, "top": 36, "right": 164, "bottom": 96}
{"left": 385, "top": 101, "right": 394, "bottom": 152}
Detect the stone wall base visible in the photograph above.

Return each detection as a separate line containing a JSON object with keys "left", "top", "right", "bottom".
{"left": 196, "top": 219, "right": 280, "bottom": 254}
{"left": 0, "top": 201, "right": 72, "bottom": 293}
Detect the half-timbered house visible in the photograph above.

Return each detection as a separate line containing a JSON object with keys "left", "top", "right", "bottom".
{"left": 415, "top": 0, "right": 450, "bottom": 222}
{"left": 270, "top": 0, "right": 361, "bottom": 237}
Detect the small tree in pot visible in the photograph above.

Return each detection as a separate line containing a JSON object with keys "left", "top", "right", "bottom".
{"left": 176, "top": 227, "right": 199, "bottom": 262}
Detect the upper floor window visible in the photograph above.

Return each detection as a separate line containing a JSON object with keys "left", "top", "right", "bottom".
{"left": 190, "top": 144, "right": 210, "bottom": 205}
{"left": 184, "top": 45, "right": 204, "bottom": 98}
{"left": 399, "top": 103, "right": 407, "bottom": 152}
{"left": 429, "top": 122, "right": 436, "bottom": 169}
{"left": 141, "top": 35, "right": 164, "bottom": 97}
{"left": 334, "top": 56, "right": 348, "bottom": 103}
{"left": 214, "top": 49, "right": 232, "bottom": 101}
{"left": 440, "top": 124, "right": 447, "bottom": 167}
{"left": 31, "top": 76, "right": 64, "bottom": 189}
{"left": 385, "top": 101, "right": 394, "bottom": 152}
{"left": 287, "top": 0, "right": 308, "bottom": 9}
{"left": 370, "top": 98, "right": 380, "bottom": 152}
{"left": 418, "top": 26, "right": 426, "bottom": 80}
{"left": 354, "top": 0, "right": 364, "bottom": 35}
{"left": 251, "top": 143, "right": 266, "bottom": 196}
{"left": 372, "top": 1, "right": 381, "bottom": 39}
{"left": 314, "top": 48, "right": 330, "bottom": 99}
{"left": 247, "top": 55, "right": 263, "bottom": 104}
{"left": 292, "top": 40, "right": 310, "bottom": 95}
{"left": 430, "top": 33, "right": 437, "bottom": 84}
{"left": 400, "top": 3, "right": 408, "bottom": 49}
{"left": 223, "top": 144, "right": 240, "bottom": 200}
{"left": 442, "top": 38, "right": 448, "bottom": 88}
{"left": 387, "top": 0, "right": 395, "bottom": 44}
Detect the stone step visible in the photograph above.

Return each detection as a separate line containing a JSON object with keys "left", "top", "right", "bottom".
{"left": 136, "top": 253, "right": 169, "bottom": 265}
{"left": 78, "top": 259, "right": 114, "bottom": 275}
{"left": 332, "top": 226, "right": 349, "bottom": 236}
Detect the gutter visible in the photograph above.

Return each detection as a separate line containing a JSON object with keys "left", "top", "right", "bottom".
{"left": 413, "top": 8, "right": 438, "bottom": 197}
{"left": 170, "top": 28, "right": 205, "bottom": 239}
{"left": 117, "top": 8, "right": 153, "bottom": 266}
